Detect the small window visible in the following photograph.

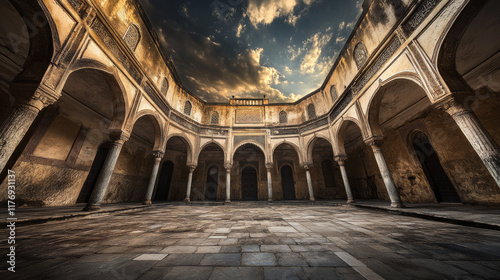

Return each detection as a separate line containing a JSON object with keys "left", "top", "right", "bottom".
{"left": 124, "top": 24, "right": 140, "bottom": 52}
{"left": 161, "top": 78, "right": 169, "bottom": 96}
{"left": 330, "top": 85, "right": 337, "bottom": 101}
{"left": 184, "top": 101, "right": 192, "bottom": 115}
{"left": 307, "top": 104, "right": 316, "bottom": 120}
{"left": 279, "top": 111, "right": 288, "bottom": 124}
{"left": 211, "top": 111, "right": 219, "bottom": 124}
{"left": 353, "top": 42, "right": 368, "bottom": 69}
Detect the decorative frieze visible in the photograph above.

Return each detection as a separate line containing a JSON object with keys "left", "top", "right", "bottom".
{"left": 403, "top": 0, "right": 441, "bottom": 35}
{"left": 91, "top": 19, "right": 142, "bottom": 83}
{"left": 234, "top": 135, "right": 266, "bottom": 148}
{"left": 235, "top": 109, "right": 263, "bottom": 124}
{"left": 299, "top": 118, "right": 328, "bottom": 133}
{"left": 170, "top": 113, "right": 199, "bottom": 133}
{"left": 143, "top": 83, "right": 170, "bottom": 116}
{"left": 329, "top": 91, "right": 353, "bottom": 122}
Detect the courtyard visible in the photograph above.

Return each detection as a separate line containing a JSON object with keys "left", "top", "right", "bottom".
{"left": 3, "top": 204, "right": 500, "bottom": 279}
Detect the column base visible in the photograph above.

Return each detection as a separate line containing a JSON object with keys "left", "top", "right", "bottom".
{"left": 142, "top": 200, "right": 152, "bottom": 205}
{"left": 390, "top": 202, "right": 405, "bottom": 208}
{"left": 82, "top": 204, "right": 100, "bottom": 211}
{"left": 346, "top": 199, "right": 356, "bottom": 204}
{"left": 309, "top": 197, "right": 315, "bottom": 201}
{"left": 224, "top": 200, "right": 231, "bottom": 204}
{"left": 184, "top": 198, "right": 191, "bottom": 202}
{"left": 268, "top": 199, "right": 273, "bottom": 203}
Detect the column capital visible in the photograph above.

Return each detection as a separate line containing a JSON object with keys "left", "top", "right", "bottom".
{"left": 110, "top": 131, "right": 130, "bottom": 145}
{"left": 14, "top": 86, "right": 59, "bottom": 112}
{"left": 301, "top": 163, "right": 313, "bottom": 170}
{"left": 187, "top": 164, "right": 197, "bottom": 172}
{"left": 265, "top": 163, "right": 274, "bottom": 170}
{"left": 334, "top": 155, "right": 348, "bottom": 165}
{"left": 364, "top": 136, "right": 384, "bottom": 148}
{"left": 434, "top": 95, "right": 472, "bottom": 118}
{"left": 152, "top": 150, "right": 164, "bottom": 159}
{"left": 224, "top": 164, "right": 232, "bottom": 171}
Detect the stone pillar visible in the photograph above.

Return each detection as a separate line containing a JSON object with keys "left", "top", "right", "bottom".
{"left": 143, "top": 151, "right": 164, "bottom": 205}
{"left": 439, "top": 98, "right": 500, "bottom": 187}
{"left": 365, "top": 138, "right": 403, "bottom": 208}
{"left": 266, "top": 163, "right": 273, "bottom": 202}
{"left": 303, "top": 164, "right": 315, "bottom": 201}
{"left": 334, "top": 156, "right": 355, "bottom": 204}
{"left": 225, "top": 164, "right": 232, "bottom": 203}
{"left": 83, "top": 132, "right": 130, "bottom": 211}
{"left": 184, "top": 165, "right": 196, "bottom": 202}
{"left": 0, "top": 92, "right": 56, "bottom": 173}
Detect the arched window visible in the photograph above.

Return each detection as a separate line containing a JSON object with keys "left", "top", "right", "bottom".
{"left": 307, "top": 104, "right": 316, "bottom": 120}
{"left": 161, "top": 78, "right": 169, "bottom": 96}
{"left": 210, "top": 111, "right": 219, "bottom": 124}
{"left": 330, "top": 85, "right": 337, "bottom": 101}
{"left": 353, "top": 42, "right": 368, "bottom": 69}
{"left": 124, "top": 24, "right": 141, "bottom": 52}
{"left": 184, "top": 101, "right": 192, "bottom": 115}
{"left": 279, "top": 111, "right": 288, "bottom": 124}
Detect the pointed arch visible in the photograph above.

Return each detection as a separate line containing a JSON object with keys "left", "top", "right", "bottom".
{"left": 271, "top": 141, "right": 304, "bottom": 165}
{"left": 306, "top": 136, "right": 334, "bottom": 163}
{"left": 336, "top": 118, "right": 365, "bottom": 156}
{"left": 129, "top": 110, "right": 164, "bottom": 151}
{"left": 165, "top": 134, "right": 194, "bottom": 164}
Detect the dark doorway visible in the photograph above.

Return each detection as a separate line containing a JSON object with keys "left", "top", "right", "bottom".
{"left": 281, "top": 165, "right": 296, "bottom": 200}
{"left": 77, "top": 142, "right": 110, "bottom": 203}
{"left": 242, "top": 166, "right": 258, "bottom": 201}
{"left": 413, "top": 132, "right": 461, "bottom": 203}
{"left": 205, "top": 166, "right": 219, "bottom": 201}
{"left": 155, "top": 161, "right": 174, "bottom": 201}
{"left": 321, "top": 160, "right": 335, "bottom": 188}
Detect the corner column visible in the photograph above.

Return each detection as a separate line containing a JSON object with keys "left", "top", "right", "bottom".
{"left": 83, "top": 132, "right": 130, "bottom": 211}
{"left": 143, "top": 151, "right": 164, "bottom": 205}
{"left": 365, "top": 138, "right": 403, "bottom": 208}
{"left": 0, "top": 91, "right": 56, "bottom": 173}
{"left": 334, "top": 156, "right": 355, "bottom": 204}
{"left": 185, "top": 165, "right": 197, "bottom": 202}
{"left": 303, "top": 164, "right": 315, "bottom": 201}
{"left": 438, "top": 98, "right": 500, "bottom": 187}
{"left": 225, "top": 164, "right": 232, "bottom": 203}
{"left": 266, "top": 163, "right": 273, "bottom": 202}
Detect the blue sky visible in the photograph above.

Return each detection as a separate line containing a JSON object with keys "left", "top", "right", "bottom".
{"left": 140, "top": 0, "right": 362, "bottom": 102}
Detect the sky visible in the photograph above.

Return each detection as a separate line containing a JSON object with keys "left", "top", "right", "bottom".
{"left": 139, "top": 0, "right": 363, "bottom": 103}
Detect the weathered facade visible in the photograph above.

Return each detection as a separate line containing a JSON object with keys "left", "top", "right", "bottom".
{"left": 1, "top": 0, "right": 499, "bottom": 209}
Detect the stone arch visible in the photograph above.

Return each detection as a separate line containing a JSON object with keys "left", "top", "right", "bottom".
{"left": 64, "top": 65, "right": 129, "bottom": 131}
{"left": 184, "top": 100, "right": 192, "bottom": 116}
{"left": 271, "top": 141, "right": 304, "bottom": 165}
{"left": 232, "top": 141, "right": 268, "bottom": 164}
{"left": 210, "top": 111, "right": 220, "bottom": 124}
{"left": 279, "top": 111, "right": 288, "bottom": 124}
{"left": 435, "top": 0, "right": 490, "bottom": 94}
{"left": 306, "top": 135, "right": 334, "bottom": 163}
{"left": 129, "top": 110, "right": 164, "bottom": 151}
{"left": 366, "top": 77, "right": 431, "bottom": 138}
{"left": 336, "top": 118, "right": 365, "bottom": 156}
{"left": 165, "top": 133, "right": 194, "bottom": 164}
{"left": 196, "top": 140, "right": 227, "bottom": 163}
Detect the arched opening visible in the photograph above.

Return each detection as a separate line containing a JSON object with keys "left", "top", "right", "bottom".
{"left": 233, "top": 143, "right": 266, "bottom": 201}
{"left": 195, "top": 143, "right": 224, "bottom": 201}
{"left": 163, "top": 136, "right": 189, "bottom": 201}
{"left": 339, "top": 121, "right": 379, "bottom": 200}
{"left": 184, "top": 101, "right": 192, "bottom": 115}
{"left": 281, "top": 165, "right": 295, "bottom": 200}
{"left": 241, "top": 166, "right": 258, "bottom": 201}
{"left": 411, "top": 132, "right": 460, "bottom": 203}
{"left": 205, "top": 165, "right": 219, "bottom": 201}
{"left": 77, "top": 142, "right": 111, "bottom": 203}
{"left": 310, "top": 138, "right": 344, "bottom": 200}
{"left": 155, "top": 161, "right": 174, "bottom": 201}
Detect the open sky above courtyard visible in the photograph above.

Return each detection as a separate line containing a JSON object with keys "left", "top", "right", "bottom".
{"left": 139, "top": 0, "right": 363, "bottom": 103}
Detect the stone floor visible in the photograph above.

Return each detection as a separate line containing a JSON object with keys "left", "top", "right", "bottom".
{"left": 2, "top": 204, "right": 500, "bottom": 279}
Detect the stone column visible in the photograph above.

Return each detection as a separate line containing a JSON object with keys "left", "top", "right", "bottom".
{"left": 439, "top": 98, "right": 500, "bottom": 187}
{"left": 334, "top": 156, "right": 355, "bottom": 204}
{"left": 184, "top": 165, "right": 197, "bottom": 202}
{"left": 266, "top": 163, "right": 273, "bottom": 202}
{"left": 225, "top": 164, "right": 232, "bottom": 203}
{"left": 365, "top": 138, "right": 403, "bottom": 208}
{"left": 143, "top": 151, "right": 164, "bottom": 205}
{"left": 83, "top": 132, "right": 130, "bottom": 211}
{"left": 0, "top": 92, "right": 56, "bottom": 173}
{"left": 303, "top": 164, "right": 315, "bottom": 201}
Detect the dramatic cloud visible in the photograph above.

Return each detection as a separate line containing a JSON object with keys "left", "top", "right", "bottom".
{"left": 245, "top": 0, "right": 316, "bottom": 28}
{"left": 300, "top": 32, "right": 332, "bottom": 74}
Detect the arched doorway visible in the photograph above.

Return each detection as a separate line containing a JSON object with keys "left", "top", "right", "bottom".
{"left": 242, "top": 166, "right": 258, "bottom": 201}
{"left": 322, "top": 160, "right": 335, "bottom": 189}
{"left": 205, "top": 165, "right": 219, "bottom": 201}
{"left": 412, "top": 132, "right": 460, "bottom": 203}
{"left": 77, "top": 142, "right": 110, "bottom": 203}
{"left": 164, "top": 136, "right": 190, "bottom": 201}
{"left": 281, "top": 165, "right": 296, "bottom": 200}
{"left": 155, "top": 161, "right": 174, "bottom": 201}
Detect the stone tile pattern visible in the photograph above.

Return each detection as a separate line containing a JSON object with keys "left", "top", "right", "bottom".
{"left": 2, "top": 205, "right": 500, "bottom": 279}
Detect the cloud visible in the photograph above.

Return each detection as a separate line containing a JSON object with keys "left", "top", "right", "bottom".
{"left": 245, "top": 0, "right": 316, "bottom": 28}
{"left": 339, "top": 21, "right": 345, "bottom": 30}
{"left": 236, "top": 23, "right": 246, "bottom": 38}
{"left": 284, "top": 66, "right": 292, "bottom": 74}
{"left": 300, "top": 32, "right": 332, "bottom": 74}
{"left": 336, "top": 36, "right": 345, "bottom": 44}
{"left": 346, "top": 21, "right": 356, "bottom": 29}
{"left": 287, "top": 45, "right": 302, "bottom": 60}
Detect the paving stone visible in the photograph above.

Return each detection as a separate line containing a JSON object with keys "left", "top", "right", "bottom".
{"left": 133, "top": 254, "right": 168, "bottom": 261}
{"left": 301, "top": 251, "right": 349, "bottom": 267}
{"left": 200, "top": 253, "right": 241, "bottom": 266}
{"left": 263, "top": 267, "right": 307, "bottom": 280}
{"left": 260, "top": 245, "right": 292, "bottom": 253}
{"left": 242, "top": 245, "right": 261, "bottom": 252}
{"left": 163, "top": 266, "right": 214, "bottom": 280}
{"left": 160, "top": 246, "right": 199, "bottom": 254}
{"left": 196, "top": 246, "right": 222, "bottom": 253}
{"left": 276, "top": 252, "right": 308, "bottom": 266}
{"left": 156, "top": 254, "right": 205, "bottom": 266}
{"left": 209, "top": 267, "right": 263, "bottom": 280}
{"left": 242, "top": 253, "right": 277, "bottom": 266}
